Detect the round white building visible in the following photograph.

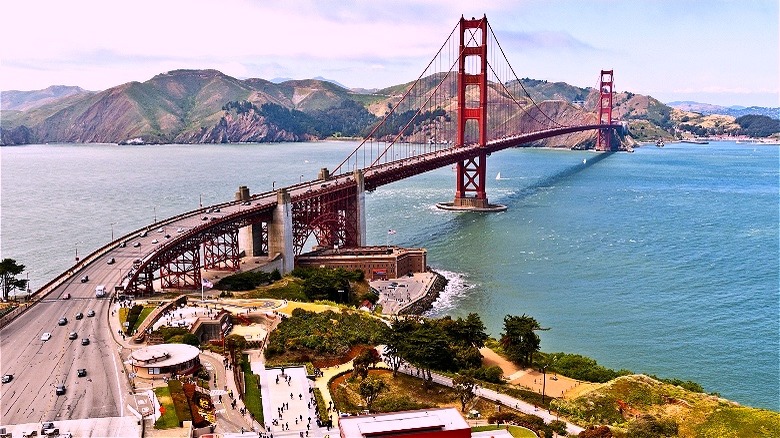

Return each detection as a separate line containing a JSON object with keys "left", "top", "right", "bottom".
{"left": 128, "top": 343, "right": 201, "bottom": 379}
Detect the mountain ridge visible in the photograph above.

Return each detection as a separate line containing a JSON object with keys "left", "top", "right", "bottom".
{"left": 4, "top": 68, "right": 763, "bottom": 147}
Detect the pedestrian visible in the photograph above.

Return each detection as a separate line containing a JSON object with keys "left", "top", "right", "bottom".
{"left": 290, "top": 392, "right": 294, "bottom": 399}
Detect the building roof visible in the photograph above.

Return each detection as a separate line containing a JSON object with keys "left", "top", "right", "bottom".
{"left": 299, "top": 245, "right": 425, "bottom": 259}
{"left": 338, "top": 408, "right": 469, "bottom": 437}
{"left": 128, "top": 343, "right": 200, "bottom": 368}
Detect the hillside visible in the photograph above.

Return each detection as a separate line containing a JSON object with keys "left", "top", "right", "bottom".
{"left": 1, "top": 85, "right": 93, "bottom": 111}
{"left": 667, "top": 101, "right": 780, "bottom": 120}
{"left": 555, "top": 374, "right": 780, "bottom": 437}
{"left": 1, "top": 69, "right": 671, "bottom": 148}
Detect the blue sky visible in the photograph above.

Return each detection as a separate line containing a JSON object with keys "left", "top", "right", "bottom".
{"left": 2, "top": 0, "right": 777, "bottom": 106}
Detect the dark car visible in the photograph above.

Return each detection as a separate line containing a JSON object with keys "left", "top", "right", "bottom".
{"left": 68, "top": 332, "right": 78, "bottom": 340}
{"left": 77, "top": 369, "right": 87, "bottom": 377}
{"left": 1, "top": 374, "right": 12, "bottom": 384}
{"left": 58, "top": 317, "right": 68, "bottom": 326}
{"left": 75, "top": 312, "right": 83, "bottom": 320}
{"left": 80, "top": 275, "right": 89, "bottom": 283}
{"left": 86, "top": 310, "right": 96, "bottom": 317}
{"left": 81, "top": 338, "right": 90, "bottom": 346}
{"left": 55, "top": 384, "right": 66, "bottom": 395}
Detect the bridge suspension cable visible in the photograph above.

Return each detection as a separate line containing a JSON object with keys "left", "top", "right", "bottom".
{"left": 332, "top": 16, "right": 586, "bottom": 177}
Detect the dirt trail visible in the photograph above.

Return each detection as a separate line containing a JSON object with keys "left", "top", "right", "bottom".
{"left": 480, "top": 348, "right": 597, "bottom": 400}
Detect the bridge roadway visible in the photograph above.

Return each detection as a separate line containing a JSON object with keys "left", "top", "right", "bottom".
{"left": 0, "top": 125, "right": 617, "bottom": 428}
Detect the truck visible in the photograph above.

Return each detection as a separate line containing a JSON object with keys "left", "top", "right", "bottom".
{"left": 95, "top": 285, "right": 106, "bottom": 298}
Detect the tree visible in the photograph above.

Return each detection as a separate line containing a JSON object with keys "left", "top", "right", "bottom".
{"left": 452, "top": 374, "right": 477, "bottom": 412}
{"left": 358, "top": 377, "right": 387, "bottom": 411}
{"left": 500, "top": 314, "right": 544, "bottom": 367}
{"left": 181, "top": 333, "right": 200, "bottom": 347}
{"left": 225, "top": 334, "right": 247, "bottom": 365}
{"left": 352, "top": 348, "right": 378, "bottom": 380}
{"left": 381, "top": 318, "right": 416, "bottom": 377}
{"left": 401, "top": 323, "right": 455, "bottom": 386}
{"left": 0, "top": 258, "right": 28, "bottom": 301}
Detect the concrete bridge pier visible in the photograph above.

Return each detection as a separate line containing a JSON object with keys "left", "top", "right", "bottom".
{"left": 354, "top": 169, "right": 367, "bottom": 246}
{"left": 238, "top": 222, "right": 265, "bottom": 257}
{"left": 236, "top": 186, "right": 265, "bottom": 258}
{"left": 269, "top": 189, "right": 294, "bottom": 274}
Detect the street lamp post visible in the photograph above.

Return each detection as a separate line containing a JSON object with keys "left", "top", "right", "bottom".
{"left": 74, "top": 242, "right": 80, "bottom": 262}
{"left": 272, "top": 180, "right": 276, "bottom": 190}
{"left": 154, "top": 206, "right": 157, "bottom": 223}
{"left": 300, "top": 174, "right": 304, "bottom": 184}
{"left": 110, "top": 222, "right": 116, "bottom": 241}
{"left": 541, "top": 364, "right": 548, "bottom": 405}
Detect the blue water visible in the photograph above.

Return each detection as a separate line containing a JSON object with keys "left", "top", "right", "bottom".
{"left": 1, "top": 141, "right": 778, "bottom": 410}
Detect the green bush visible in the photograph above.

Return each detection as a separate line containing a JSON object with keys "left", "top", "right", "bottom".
{"left": 539, "top": 352, "right": 631, "bottom": 383}
{"left": 265, "top": 309, "right": 386, "bottom": 359}
{"left": 313, "top": 387, "right": 328, "bottom": 422}
{"left": 466, "top": 365, "right": 504, "bottom": 384}
{"left": 241, "top": 354, "right": 264, "bottom": 424}
{"left": 291, "top": 266, "right": 363, "bottom": 303}
{"left": 215, "top": 270, "right": 279, "bottom": 291}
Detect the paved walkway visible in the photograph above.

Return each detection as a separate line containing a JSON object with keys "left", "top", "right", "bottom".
{"left": 200, "top": 351, "right": 258, "bottom": 434}
{"left": 393, "top": 360, "right": 584, "bottom": 436}
{"left": 371, "top": 272, "right": 436, "bottom": 315}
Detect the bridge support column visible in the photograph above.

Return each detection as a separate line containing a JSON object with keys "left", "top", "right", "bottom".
{"left": 437, "top": 15, "right": 506, "bottom": 212}
{"left": 269, "top": 189, "right": 294, "bottom": 274}
{"left": 596, "top": 70, "right": 614, "bottom": 152}
{"left": 354, "top": 169, "right": 366, "bottom": 246}
{"left": 239, "top": 222, "right": 267, "bottom": 257}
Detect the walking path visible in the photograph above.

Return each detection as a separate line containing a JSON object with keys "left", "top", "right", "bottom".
{"left": 374, "top": 346, "right": 585, "bottom": 436}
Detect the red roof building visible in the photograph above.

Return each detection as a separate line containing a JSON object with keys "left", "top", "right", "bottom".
{"left": 338, "top": 408, "right": 471, "bottom": 438}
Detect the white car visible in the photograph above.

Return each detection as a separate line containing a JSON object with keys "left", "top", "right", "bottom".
{"left": 133, "top": 242, "right": 141, "bottom": 247}
{"left": 151, "top": 239, "right": 159, "bottom": 244}
{"left": 41, "top": 332, "right": 52, "bottom": 341}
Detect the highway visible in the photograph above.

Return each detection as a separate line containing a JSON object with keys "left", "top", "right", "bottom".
{"left": 0, "top": 191, "right": 279, "bottom": 427}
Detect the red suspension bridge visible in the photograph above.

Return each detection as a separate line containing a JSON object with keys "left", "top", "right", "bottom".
{"left": 37, "top": 16, "right": 623, "bottom": 297}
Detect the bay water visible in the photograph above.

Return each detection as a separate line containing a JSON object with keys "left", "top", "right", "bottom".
{"left": 1, "top": 141, "right": 777, "bottom": 409}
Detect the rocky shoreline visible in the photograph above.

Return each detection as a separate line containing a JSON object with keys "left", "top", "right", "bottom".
{"left": 398, "top": 270, "right": 448, "bottom": 315}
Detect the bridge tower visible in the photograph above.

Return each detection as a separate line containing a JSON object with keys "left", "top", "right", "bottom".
{"left": 596, "top": 70, "right": 614, "bottom": 151}
{"left": 440, "top": 15, "right": 505, "bottom": 212}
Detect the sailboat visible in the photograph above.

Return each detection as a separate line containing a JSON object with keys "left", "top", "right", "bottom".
{"left": 496, "top": 172, "right": 501, "bottom": 180}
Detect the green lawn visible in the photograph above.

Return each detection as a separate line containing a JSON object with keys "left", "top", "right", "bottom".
{"left": 153, "top": 386, "right": 180, "bottom": 429}
{"left": 472, "top": 424, "right": 538, "bottom": 437}
{"left": 246, "top": 278, "right": 307, "bottom": 301}
{"left": 241, "top": 354, "right": 264, "bottom": 424}
{"left": 132, "top": 306, "right": 156, "bottom": 332}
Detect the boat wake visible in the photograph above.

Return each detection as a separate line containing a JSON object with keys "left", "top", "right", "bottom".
{"left": 424, "top": 269, "right": 476, "bottom": 317}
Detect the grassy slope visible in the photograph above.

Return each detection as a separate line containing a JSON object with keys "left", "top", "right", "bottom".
{"left": 153, "top": 386, "right": 180, "bottom": 429}
{"left": 552, "top": 375, "right": 780, "bottom": 437}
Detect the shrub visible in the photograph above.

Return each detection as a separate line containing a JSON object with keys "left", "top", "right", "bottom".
{"left": 215, "top": 270, "right": 277, "bottom": 291}
{"left": 466, "top": 365, "right": 504, "bottom": 384}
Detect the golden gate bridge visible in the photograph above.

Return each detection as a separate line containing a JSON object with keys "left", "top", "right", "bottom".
{"left": 32, "top": 15, "right": 623, "bottom": 296}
